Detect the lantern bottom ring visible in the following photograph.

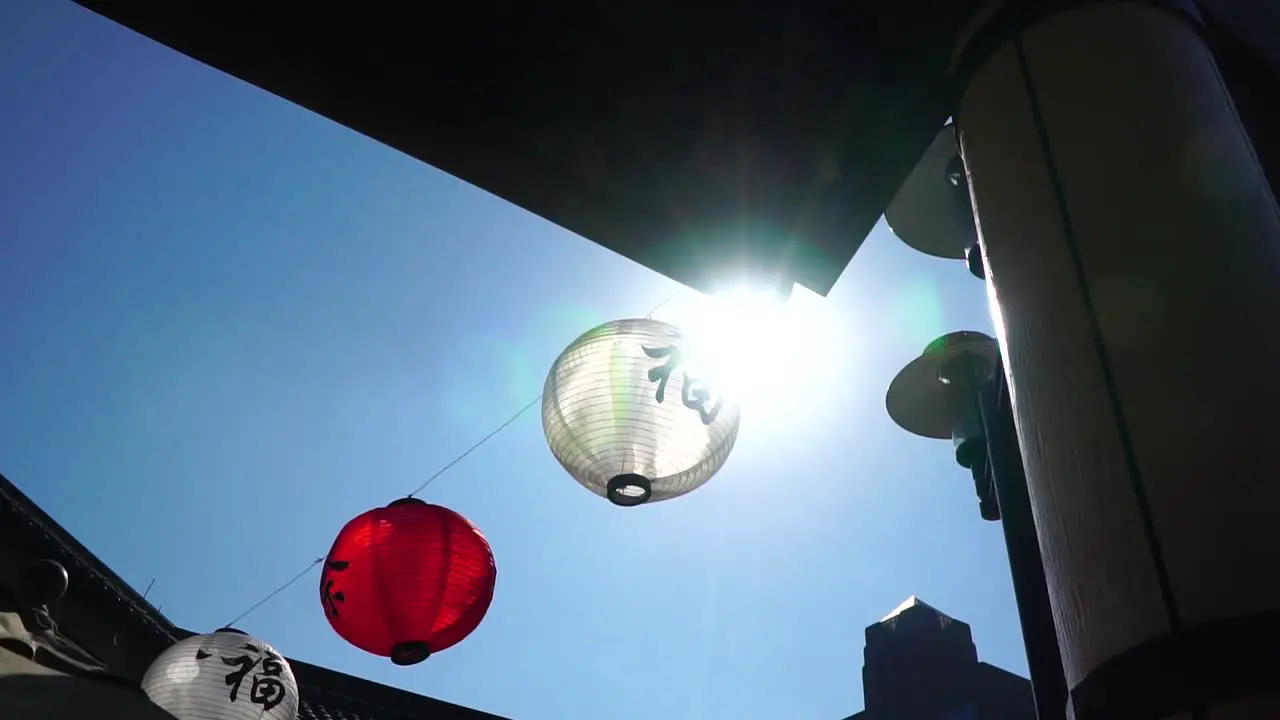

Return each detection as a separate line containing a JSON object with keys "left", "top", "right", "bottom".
{"left": 606, "top": 473, "right": 652, "bottom": 506}
{"left": 390, "top": 641, "right": 432, "bottom": 666}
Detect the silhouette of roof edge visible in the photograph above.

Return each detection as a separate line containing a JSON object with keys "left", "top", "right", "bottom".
{"left": 68, "top": 1, "right": 975, "bottom": 298}
{"left": 1, "top": 471, "right": 512, "bottom": 720}
{"left": 0, "top": 471, "right": 176, "bottom": 644}
{"left": 171, "top": 628, "right": 513, "bottom": 720}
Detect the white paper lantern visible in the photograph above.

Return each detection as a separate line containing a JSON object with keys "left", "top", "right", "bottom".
{"left": 141, "top": 628, "right": 299, "bottom": 720}
{"left": 543, "top": 318, "right": 741, "bottom": 505}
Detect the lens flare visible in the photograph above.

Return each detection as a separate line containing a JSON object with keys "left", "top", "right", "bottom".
{"left": 672, "top": 285, "right": 847, "bottom": 422}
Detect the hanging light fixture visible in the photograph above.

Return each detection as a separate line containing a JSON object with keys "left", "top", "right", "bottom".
{"left": 140, "top": 628, "right": 299, "bottom": 720}
{"left": 542, "top": 318, "right": 741, "bottom": 506}
{"left": 320, "top": 499, "right": 497, "bottom": 665}
{"left": 885, "top": 123, "right": 981, "bottom": 268}
{"left": 886, "top": 330, "right": 1001, "bottom": 519}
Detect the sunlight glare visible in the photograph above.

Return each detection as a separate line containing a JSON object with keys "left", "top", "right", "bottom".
{"left": 674, "top": 284, "right": 848, "bottom": 423}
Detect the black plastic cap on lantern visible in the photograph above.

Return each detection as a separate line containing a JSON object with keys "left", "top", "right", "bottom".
{"left": 606, "top": 473, "right": 652, "bottom": 506}
{"left": 543, "top": 318, "right": 741, "bottom": 506}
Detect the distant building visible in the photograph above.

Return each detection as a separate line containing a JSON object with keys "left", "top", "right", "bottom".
{"left": 843, "top": 596, "right": 1036, "bottom": 720}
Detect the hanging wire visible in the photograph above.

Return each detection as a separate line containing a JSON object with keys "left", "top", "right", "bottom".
{"left": 645, "top": 290, "right": 680, "bottom": 319}
{"left": 221, "top": 288, "right": 684, "bottom": 627}
{"left": 225, "top": 557, "right": 325, "bottom": 628}
{"left": 405, "top": 393, "right": 544, "bottom": 498}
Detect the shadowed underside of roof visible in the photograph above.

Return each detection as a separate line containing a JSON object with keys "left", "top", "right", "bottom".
{"left": 290, "top": 656, "right": 513, "bottom": 720}
{"left": 63, "top": 3, "right": 1280, "bottom": 296}
{"left": 0, "top": 472, "right": 175, "bottom": 650}
{"left": 70, "top": 0, "right": 984, "bottom": 297}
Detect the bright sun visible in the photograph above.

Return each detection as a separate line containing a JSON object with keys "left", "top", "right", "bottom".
{"left": 670, "top": 284, "right": 848, "bottom": 421}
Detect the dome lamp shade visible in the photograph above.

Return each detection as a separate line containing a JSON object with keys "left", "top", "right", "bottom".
{"left": 542, "top": 318, "right": 741, "bottom": 506}
{"left": 887, "top": 330, "right": 1000, "bottom": 469}
{"left": 886, "top": 330, "right": 999, "bottom": 440}
{"left": 885, "top": 124, "right": 979, "bottom": 261}
{"left": 140, "top": 628, "right": 299, "bottom": 720}
{"left": 320, "top": 499, "right": 497, "bottom": 665}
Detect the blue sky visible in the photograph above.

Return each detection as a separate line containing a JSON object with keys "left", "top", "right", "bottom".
{"left": 0, "top": 3, "right": 1022, "bottom": 719}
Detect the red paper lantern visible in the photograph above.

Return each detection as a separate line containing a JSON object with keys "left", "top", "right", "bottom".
{"left": 320, "top": 498, "right": 496, "bottom": 665}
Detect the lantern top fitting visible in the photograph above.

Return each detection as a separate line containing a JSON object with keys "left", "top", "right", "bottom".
{"left": 543, "top": 318, "right": 741, "bottom": 506}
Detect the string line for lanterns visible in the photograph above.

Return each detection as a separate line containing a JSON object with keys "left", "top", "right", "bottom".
{"left": 222, "top": 289, "right": 683, "bottom": 628}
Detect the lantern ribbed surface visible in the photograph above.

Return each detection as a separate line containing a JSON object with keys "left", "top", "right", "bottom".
{"left": 141, "top": 629, "right": 299, "bottom": 720}
{"left": 542, "top": 318, "right": 741, "bottom": 505}
{"left": 320, "top": 499, "right": 496, "bottom": 665}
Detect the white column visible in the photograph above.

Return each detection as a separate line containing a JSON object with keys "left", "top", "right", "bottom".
{"left": 955, "top": 2, "right": 1280, "bottom": 719}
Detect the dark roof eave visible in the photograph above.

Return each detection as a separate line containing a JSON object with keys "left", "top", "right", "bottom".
{"left": 0, "top": 472, "right": 176, "bottom": 643}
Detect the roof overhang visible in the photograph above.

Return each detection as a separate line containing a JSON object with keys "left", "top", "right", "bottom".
{"left": 69, "top": 0, "right": 988, "bottom": 297}
{"left": 64, "top": 2, "right": 1280, "bottom": 296}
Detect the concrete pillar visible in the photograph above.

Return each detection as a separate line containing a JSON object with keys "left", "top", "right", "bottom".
{"left": 952, "top": 2, "right": 1280, "bottom": 718}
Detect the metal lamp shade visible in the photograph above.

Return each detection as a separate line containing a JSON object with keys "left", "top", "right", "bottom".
{"left": 542, "top": 318, "right": 741, "bottom": 506}
{"left": 884, "top": 125, "right": 978, "bottom": 260}
{"left": 141, "top": 629, "right": 299, "bottom": 720}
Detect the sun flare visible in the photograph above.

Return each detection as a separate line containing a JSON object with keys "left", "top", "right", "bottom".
{"left": 668, "top": 284, "right": 848, "bottom": 422}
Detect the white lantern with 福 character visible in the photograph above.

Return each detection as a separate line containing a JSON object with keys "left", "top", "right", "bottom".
{"left": 140, "top": 628, "right": 299, "bottom": 720}
{"left": 542, "top": 318, "right": 741, "bottom": 506}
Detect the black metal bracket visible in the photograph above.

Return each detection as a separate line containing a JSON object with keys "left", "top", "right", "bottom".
{"left": 974, "top": 363, "right": 1070, "bottom": 720}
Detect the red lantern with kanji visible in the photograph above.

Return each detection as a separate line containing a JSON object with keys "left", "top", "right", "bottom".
{"left": 319, "top": 498, "right": 497, "bottom": 665}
